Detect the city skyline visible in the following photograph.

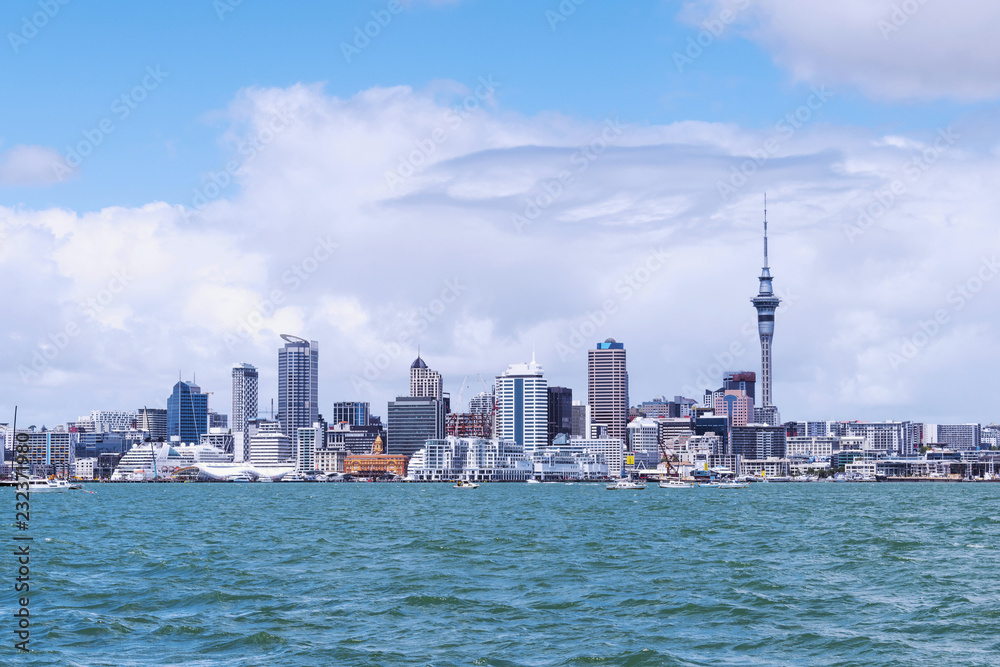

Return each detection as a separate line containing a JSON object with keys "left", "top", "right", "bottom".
{"left": 4, "top": 1, "right": 1000, "bottom": 429}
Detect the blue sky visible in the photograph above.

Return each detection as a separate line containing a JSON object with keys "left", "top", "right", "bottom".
{"left": 3, "top": 0, "right": 1000, "bottom": 427}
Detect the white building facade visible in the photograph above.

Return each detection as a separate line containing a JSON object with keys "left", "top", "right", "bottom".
{"left": 495, "top": 358, "right": 548, "bottom": 454}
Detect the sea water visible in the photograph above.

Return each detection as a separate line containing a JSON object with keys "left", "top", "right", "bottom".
{"left": 8, "top": 482, "right": 1000, "bottom": 666}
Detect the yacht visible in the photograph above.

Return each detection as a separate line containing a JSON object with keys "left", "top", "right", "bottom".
{"left": 526, "top": 478, "right": 542, "bottom": 484}
{"left": 606, "top": 477, "right": 646, "bottom": 490}
{"left": 453, "top": 480, "right": 480, "bottom": 489}
{"left": 658, "top": 479, "right": 694, "bottom": 489}
{"left": 699, "top": 480, "right": 749, "bottom": 489}
{"left": 280, "top": 472, "right": 308, "bottom": 482}
{"left": 227, "top": 473, "right": 254, "bottom": 483}
{"left": 1, "top": 477, "right": 75, "bottom": 493}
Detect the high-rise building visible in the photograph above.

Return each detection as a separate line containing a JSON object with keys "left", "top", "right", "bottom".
{"left": 571, "top": 401, "right": 590, "bottom": 438}
{"left": 296, "top": 418, "right": 326, "bottom": 471}
{"left": 277, "top": 335, "right": 319, "bottom": 438}
{"left": 135, "top": 408, "right": 167, "bottom": 439}
{"left": 723, "top": 372, "right": 756, "bottom": 404}
{"left": 732, "top": 424, "right": 786, "bottom": 459}
{"left": 714, "top": 390, "right": 753, "bottom": 428}
{"left": 90, "top": 410, "right": 136, "bottom": 433}
{"left": 627, "top": 418, "right": 660, "bottom": 468}
{"left": 547, "top": 386, "right": 573, "bottom": 446}
{"left": 495, "top": 356, "right": 548, "bottom": 455}
{"left": 208, "top": 411, "right": 228, "bottom": 430}
{"left": 386, "top": 396, "right": 446, "bottom": 457}
{"left": 410, "top": 356, "right": 443, "bottom": 399}
{"left": 695, "top": 415, "right": 730, "bottom": 454}
{"left": 232, "top": 363, "right": 259, "bottom": 463}
{"left": 468, "top": 391, "right": 495, "bottom": 416}
{"left": 588, "top": 339, "right": 628, "bottom": 442}
{"left": 248, "top": 420, "right": 293, "bottom": 466}
{"left": 752, "top": 201, "right": 780, "bottom": 413}
{"left": 167, "top": 380, "right": 209, "bottom": 443}
{"left": 331, "top": 401, "right": 370, "bottom": 427}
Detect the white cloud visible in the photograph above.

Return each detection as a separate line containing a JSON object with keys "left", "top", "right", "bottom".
{"left": 0, "top": 144, "right": 75, "bottom": 186}
{"left": 3, "top": 81, "right": 1000, "bottom": 426}
{"left": 691, "top": 0, "right": 1000, "bottom": 101}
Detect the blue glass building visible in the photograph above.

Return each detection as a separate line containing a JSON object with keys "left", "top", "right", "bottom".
{"left": 167, "top": 380, "right": 209, "bottom": 443}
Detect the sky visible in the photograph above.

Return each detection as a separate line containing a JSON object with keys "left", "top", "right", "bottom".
{"left": 3, "top": 0, "right": 1000, "bottom": 428}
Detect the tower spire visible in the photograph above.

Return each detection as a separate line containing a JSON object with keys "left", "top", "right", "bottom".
{"left": 763, "top": 193, "right": 769, "bottom": 270}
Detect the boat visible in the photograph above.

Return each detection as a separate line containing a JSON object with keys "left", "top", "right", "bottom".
{"left": 227, "top": 473, "right": 254, "bottom": 482}
{"left": 280, "top": 472, "right": 308, "bottom": 482}
{"left": 453, "top": 480, "right": 480, "bottom": 489}
{"left": 257, "top": 476, "right": 274, "bottom": 483}
{"left": 658, "top": 479, "right": 694, "bottom": 489}
{"left": 526, "top": 478, "right": 542, "bottom": 484}
{"left": 701, "top": 481, "right": 749, "bottom": 489}
{"left": 606, "top": 477, "right": 646, "bottom": 490}
{"left": 0, "top": 477, "right": 75, "bottom": 493}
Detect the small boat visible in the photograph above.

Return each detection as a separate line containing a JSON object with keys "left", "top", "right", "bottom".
{"left": 699, "top": 481, "right": 749, "bottom": 489}
{"left": 658, "top": 479, "right": 694, "bottom": 489}
{"left": 257, "top": 476, "right": 274, "bottom": 483}
{"left": 453, "top": 480, "right": 479, "bottom": 489}
{"left": 606, "top": 478, "right": 646, "bottom": 490}
{"left": 228, "top": 473, "right": 254, "bottom": 482}
{"left": 526, "top": 478, "right": 542, "bottom": 484}
{"left": 24, "top": 478, "right": 72, "bottom": 493}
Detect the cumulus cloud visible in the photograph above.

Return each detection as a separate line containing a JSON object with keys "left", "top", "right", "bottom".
{"left": 0, "top": 144, "right": 75, "bottom": 186}
{"left": 689, "top": 0, "right": 1000, "bottom": 101}
{"left": 3, "top": 81, "right": 1000, "bottom": 427}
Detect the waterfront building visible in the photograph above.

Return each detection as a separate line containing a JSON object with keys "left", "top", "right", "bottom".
{"left": 732, "top": 424, "right": 786, "bottom": 460}
{"left": 75, "top": 432, "right": 130, "bottom": 459}
{"left": 569, "top": 435, "right": 625, "bottom": 477}
{"left": 752, "top": 202, "right": 781, "bottom": 417}
{"left": 277, "top": 334, "right": 319, "bottom": 438}
{"left": 249, "top": 420, "right": 293, "bottom": 466}
{"left": 785, "top": 436, "right": 849, "bottom": 461}
{"left": 627, "top": 418, "right": 661, "bottom": 468}
{"left": 387, "top": 396, "right": 446, "bottom": 457}
{"left": 345, "top": 435, "right": 409, "bottom": 478}
{"left": 136, "top": 408, "right": 168, "bottom": 439}
{"left": 198, "top": 429, "right": 234, "bottom": 455}
{"left": 16, "top": 428, "right": 76, "bottom": 476}
{"left": 531, "top": 441, "right": 609, "bottom": 480}
{"left": 923, "top": 424, "right": 981, "bottom": 451}
{"left": 315, "top": 447, "right": 347, "bottom": 474}
{"left": 588, "top": 339, "right": 628, "bottom": 442}
{"left": 331, "top": 401, "right": 370, "bottom": 427}
{"left": 407, "top": 437, "right": 532, "bottom": 482}
{"left": 840, "top": 421, "right": 914, "bottom": 456}
{"left": 410, "top": 356, "right": 443, "bottom": 399}
{"left": 495, "top": 356, "right": 548, "bottom": 455}
{"left": 72, "top": 457, "right": 96, "bottom": 480}
{"left": 739, "top": 458, "right": 791, "bottom": 478}
{"left": 547, "top": 386, "right": 573, "bottom": 446}
{"left": 982, "top": 424, "right": 1000, "bottom": 449}
{"left": 167, "top": 380, "right": 209, "bottom": 443}
{"left": 90, "top": 410, "right": 136, "bottom": 433}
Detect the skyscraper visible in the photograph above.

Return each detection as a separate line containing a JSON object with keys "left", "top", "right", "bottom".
{"left": 752, "top": 200, "right": 780, "bottom": 424}
{"left": 277, "top": 334, "right": 319, "bottom": 438}
{"left": 167, "top": 380, "right": 208, "bottom": 443}
{"left": 587, "top": 339, "right": 628, "bottom": 442}
{"left": 410, "top": 356, "right": 443, "bottom": 399}
{"left": 547, "top": 386, "right": 573, "bottom": 446}
{"left": 495, "top": 356, "right": 548, "bottom": 454}
{"left": 386, "top": 396, "right": 446, "bottom": 457}
{"left": 232, "top": 363, "right": 258, "bottom": 462}
{"left": 331, "top": 401, "right": 370, "bottom": 427}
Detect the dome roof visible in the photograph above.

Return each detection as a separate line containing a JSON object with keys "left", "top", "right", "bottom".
{"left": 604, "top": 338, "right": 617, "bottom": 344}
{"left": 411, "top": 356, "right": 427, "bottom": 369}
